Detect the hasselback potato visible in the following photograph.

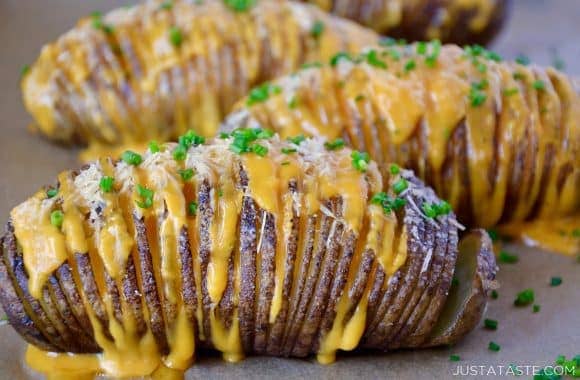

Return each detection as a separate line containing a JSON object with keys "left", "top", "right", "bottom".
{"left": 0, "top": 132, "right": 496, "bottom": 378}
{"left": 21, "top": 0, "right": 379, "bottom": 160}
{"left": 223, "top": 43, "right": 580, "bottom": 254}
{"left": 302, "top": 0, "right": 511, "bottom": 45}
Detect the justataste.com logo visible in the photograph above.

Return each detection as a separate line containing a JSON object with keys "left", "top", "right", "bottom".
{"left": 451, "top": 364, "right": 576, "bottom": 377}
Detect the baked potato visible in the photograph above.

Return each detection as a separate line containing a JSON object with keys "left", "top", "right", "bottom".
{"left": 223, "top": 43, "right": 580, "bottom": 254}
{"left": 21, "top": 0, "right": 379, "bottom": 160}
{"left": 0, "top": 131, "right": 496, "bottom": 378}
{"left": 303, "top": 0, "right": 511, "bottom": 45}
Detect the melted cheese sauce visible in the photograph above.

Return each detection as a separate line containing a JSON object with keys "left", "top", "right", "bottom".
{"left": 21, "top": 0, "right": 378, "bottom": 161}
{"left": 11, "top": 137, "right": 420, "bottom": 379}
{"left": 230, "top": 44, "right": 580, "bottom": 256}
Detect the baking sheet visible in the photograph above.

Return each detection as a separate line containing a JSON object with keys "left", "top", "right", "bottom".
{"left": 0, "top": 1, "right": 578, "bottom": 379}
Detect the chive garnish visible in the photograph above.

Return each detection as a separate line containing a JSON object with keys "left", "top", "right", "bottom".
{"left": 169, "top": 26, "right": 183, "bottom": 47}
{"left": 389, "top": 164, "right": 400, "bottom": 175}
{"left": 173, "top": 145, "right": 187, "bottom": 161}
{"left": 392, "top": 178, "right": 408, "bottom": 195}
{"left": 324, "top": 138, "right": 345, "bottom": 151}
{"left": 246, "top": 83, "right": 282, "bottom": 106}
{"left": 121, "top": 150, "right": 142, "bottom": 166}
{"left": 484, "top": 318, "right": 498, "bottom": 330}
{"left": 503, "top": 87, "right": 519, "bottom": 96}
{"left": 550, "top": 277, "right": 562, "bottom": 287}
{"left": 287, "top": 135, "right": 306, "bottom": 145}
{"left": 515, "top": 54, "right": 530, "bottom": 66}
{"left": 351, "top": 151, "right": 370, "bottom": 172}
{"left": 179, "top": 168, "right": 194, "bottom": 181}
{"left": 404, "top": 59, "right": 416, "bottom": 72}
{"left": 533, "top": 304, "right": 541, "bottom": 313}
{"left": 149, "top": 140, "right": 161, "bottom": 153}
{"left": 281, "top": 147, "right": 296, "bottom": 154}
{"left": 498, "top": 250, "right": 519, "bottom": 264}
{"left": 449, "top": 354, "right": 460, "bottom": 362}
{"left": 46, "top": 188, "right": 58, "bottom": 199}
{"left": 514, "top": 288, "right": 534, "bottom": 306}
{"left": 365, "top": 50, "right": 387, "bottom": 69}
{"left": 488, "top": 341, "right": 501, "bottom": 352}
{"left": 99, "top": 176, "right": 114, "bottom": 193}
{"left": 422, "top": 201, "right": 452, "bottom": 218}
{"left": 136, "top": 185, "right": 154, "bottom": 209}
{"left": 330, "top": 52, "right": 353, "bottom": 66}
{"left": 532, "top": 80, "right": 546, "bottom": 91}
{"left": 50, "top": 210, "right": 64, "bottom": 228}
{"left": 310, "top": 21, "right": 324, "bottom": 39}
{"left": 224, "top": 0, "right": 256, "bottom": 12}
{"left": 491, "top": 290, "right": 499, "bottom": 299}
{"left": 371, "top": 192, "right": 406, "bottom": 215}
{"left": 188, "top": 201, "right": 198, "bottom": 216}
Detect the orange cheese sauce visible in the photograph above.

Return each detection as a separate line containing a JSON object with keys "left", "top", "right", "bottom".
{"left": 230, "top": 43, "right": 580, "bottom": 256}
{"left": 11, "top": 137, "right": 411, "bottom": 379}
{"left": 21, "top": 0, "right": 378, "bottom": 162}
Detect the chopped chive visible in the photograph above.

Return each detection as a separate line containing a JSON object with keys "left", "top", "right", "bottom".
{"left": 392, "top": 178, "right": 408, "bottom": 195}
{"left": 300, "top": 61, "right": 323, "bottom": 70}
{"left": 20, "top": 64, "right": 31, "bottom": 78}
{"left": 389, "top": 164, "right": 400, "bottom": 175}
{"left": 572, "top": 228, "right": 580, "bottom": 238}
{"left": 484, "top": 318, "right": 498, "bottom": 330}
{"left": 532, "top": 80, "right": 546, "bottom": 91}
{"left": 472, "top": 79, "right": 489, "bottom": 91}
{"left": 121, "top": 150, "right": 142, "bottom": 166}
{"left": 188, "top": 201, "right": 198, "bottom": 216}
{"left": 354, "top": 94, "right": 365, "bottom": 102}
{"left": 513, "top": 72, "right": 525, "bottom": 81}
{"left": 168, "top": 26, "right": 183, "bottom": 47}
{"left": 422, "top": 201, "right": 452, "bottom": 218}
{"left": 487, "top": 228, "right": 499, "bottom": 242}
{"left": 469, "top": 88, "right": 487, "bottom": 107}
{"left": 371, "top": 192, "right": 406, "bottom": 215}
{"left": 179, "top": 168, "right": 194, "bottom": 181}
{"left": 449, "top": 354, "right": 460, "bottom": 362}
{"left": 178, "top": 130, "right": 205, "bottom": 148}
{"left": 281, "top": 161, "right": 290, "bottom": 166}
{"left": 288, "top": 96, "right": 298, "bottom": 109}
{"left": 224, "top": 0, "right": 256, "bottom": 12}
{"left": 404, "top": 59, "right": 416, "bottom": 72}
{"left": 149, "top": 140, "right": 161, "bottom": 153}
{"left": 135, "top": 184, "right": 154, "bottom": 209}
{"left": 532, "top": 304, "right": 540, "bottom": 313}
{"left": 550, "top": 276, "right": 562, "bottom": 287}
{"left": 46, "top": 188, "right": 58, "bottom": 199}
{"left": 498, "top": 250, "right": 519, "bottom": 264}
{"left": 219, "top": 132, "right": 230, "bottom": 139}
{"left": 217, "top": 189, "right": 223, "bottom": 197}
{"left": 287, "top": 135, "right": 306, "bottom": 145}
{"left": 251, "top": 143, "right": 268, "bottom": 157}
{"left": 491, "top": 290, "right": 499, "bottom": 299}
{"left": 488, "top": 341, "right": 501, "bottom": 352}
{"left": 351, "top": 151, "right": 370, "bottom": 172}
{"left": 515, "top": 54, "right": 530, "bottom": 66}
{"left": 246, "top": 83, "right": 281, "bottom": 106}
{"left": 324, "top": 138, "right": 345, "bottom": 151}
{"left": 173, "top": 145, "right": 187, "bottom": 161}
{"left": 451, "top": 277, "right": 459, "bottom": 287}
{"left": 99, "top": 176, "right": 114, "bottom": 193}
{"left": 416, "top": 41, "right": 427, "bottom": 55}
{"left": 365, "top": 50, "right": 387, "bottom": 69}
{"left": 281, "top": 147, "right": 296, "bottom": 154}
{"left": 330, "top": 52, "right": 353, "bottom": 66}
{"left": 514, "top": 288, "right": 534, "bottom": 306}
{"left": 310, "top": 21, "right": 324, "bottom": 39}
{"left": 50, "top": 210, "right": 64, "bottom": 228}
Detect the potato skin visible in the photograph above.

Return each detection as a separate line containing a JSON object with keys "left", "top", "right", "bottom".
{"left": 21, "top": 0, "right": 378, "bottom": 154}
{"left": 0, "top": 136, "right": 494, "bottom": 372}
{"left": 304, "top": 0, "right": 511, "bottom": 45}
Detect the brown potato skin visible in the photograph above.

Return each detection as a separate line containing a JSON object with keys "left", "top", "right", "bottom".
{"left": 0, "top": 140, "right": 495, "bottom": 362}
{"left": 303, "top": 0, "right": 511, "bottom": 45}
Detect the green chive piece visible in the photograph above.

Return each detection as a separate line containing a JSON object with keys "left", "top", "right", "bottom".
{"left": 488, "top": 341, "right": 501, "bottom": 352}
{"left": 99, "top": 176, "right": 114, "bottom": 193}
{"left": 365, "top": 50, "right": 387, "bottom": 69}
{"left": 288, "top": 96, "right": 298, "bottom": 109}
{"left": 246, "top": 83, "right": 281, "bottom": 106}
{"left": 392, "top": 178, "right": 408, "bottom": 195}
{"left": 188, "top": 201, "right": 198, "bottom": 216}
{"left": 351, "top": 151, "right": 370, "bottom": 172}
{"left": 219, "top": 132, "right": 230, "bottom": 139}
{"left": 217, "top": 189, "right": 223, "bottom": 197}
{"left": 324, "top": 138, "right": 345, "bottom": 151}
{"left": 330, "top": 52, "right": 353, "bottom": 66}
{"left": 513, "top": 72, "right": 525, "bottom": 81}
{"left": 178, "top": 130, "right": 205, "bottom": 148}
{"left": 514, "top": 288, "right": 534, "bottom": 306}
{"left": 281, "top": 161, "right": 290, "bottom": 166}
{"left": 287, "top": 135, "right": 306, "bottom": 145}
{"left": 416, "top": 42, "right": 427, "bottom": 55}
{"left": 310, "top": 21, "right": 324, "bottom": 39}
{"left": 300, "top": 61, "right": 323, "bottom": 70}
{"left": 498, "top": 250, "right": 519, "bottom": 264}
{"left": 469, "top": 87, "right": 487, "bottom": 107}
{"left": 404, "top": 59, "right": 416, "bottom": 72}
{"left": 46, "top": 188, "right": 58, "bottom": 199}
{"left": 449, "top": 354, "right": 460, "bottom": 362}
{"left": 515, "top": 54, "right": 530, "bottom": 66}
{"left": 281, "top": 147, "right": 297, "bottom": 154}
{"left": 179, "top": 168, "right": 194, "bottom": 181}
{"left": 168, "top": 26, "right": 183, "bottom": 47}
{"left": 484, "top": 318, "right": 498, "bottom": 330}
{"left": 550, "top": 276, "right": 562, "bottom": 287}
{"left": 451, "top": 277, "right": 459, "bottom": 287}
{"left": 533, "top": 304, "right": 541, "bottom": 313}
{"left": 354, "top": 94, "right": 365, "bottom": 102}
{"left": 389, "top": 164, "right": 400, "bottom": 175}
{"left": 50, "top": 210, "right": 64, "bottom": 228}
{"left": 224, "top": 0, "right": 256, "bottom": 12}
{"left": 533, "top": 80, "right": 546, "bottom": 91}
{"left": 173, "top": 145, "right": 187, "bottom": 161}
{"left": 149, "top": 140, "right": 161, "bottom": 153}
{"left": 371, "top": 192, "right": 406, "bottom": 215}
{"left": 20, "top": 64, "right": 31, "bottom": 78}
{"left": 121, "top": 150, "right": 142, "bottom": 166}
{"left": 421, "top": 201, "right": 452, "bottom": 218}
{"left": 251, "top": 144, "right": 268, "bottom": 157}
{"left": 572, "top": 228, "right": 580, "bottom": 238}
{"left": 136, "top": 185, "right": 154, "bottom": 209}
{"left": 491, "top": 290, "right": 499, "bottom": 299}
{"left": 487, "top": 228, "right": 499, "bottom": 242}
